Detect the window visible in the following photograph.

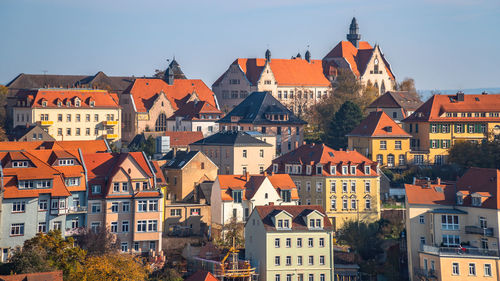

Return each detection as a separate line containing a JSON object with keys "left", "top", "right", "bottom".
{"left": 113, "top": 183, "right": 120, "bottom": 192}
{"left": 122, "top": 221, "right": 129, "bottom": 232}
{"left": 484, "top": 264, "right": 492, "bottom": 277}
{"left": 38, "top": 222, "right": 47, "bottom": 233}
{"left": 10, "top": 223, "right": 24, "bottom": 236}
{"left": 59, "top": 159, "right": 74, "bottom": 166}
{"left": 232, "top": 190, "right": 242, "bottom": 203}
{"left": 342, "top": 198, "right": 348, "bottom": 209}
{"left": 376, "top": 154, "right": 383, "bottom": 165}
{"left": 297, "top": 238, "right": 302, "bottom": 248}
{"left": 170, "top": 209, "right": 181, "bottom": 216}
{"left": 364, "top": 181, "right": 371, "bottom": 192}
{"left": 319, "top": 238, "right": 325, "bottom": 247}
{"left": 341, "top": 166, "right": 348, "bottom": 175}
{"left": 137, "top": 220, "right": 147, "bottom": 232}
{"left": 138, "top": 200, "right": 147, "bottom": 212}
{"left": 469, "top": 263, "right": 476, "bottom": 276}
{"left": 53, "top": 221, "right": 62, "bottom": 231}
{"left": 39, "top": 200, "right": 48, "bottom": 211}
{"left": 286, "top": 256, "right": 291, "bottom": 266}
{"left": 316, "top": 165, "right": 322, "bottom": 175}
{"left": 306, "top": 181, "right": 311, "bottom": 192}
{"left": 351, "top": 198, "right": 357, "bottom": 209}
{"left": 380, "top": 140, "right": 387, "bottom": 150}
{"left": 91, "top": 203, "right": 101, "bottom": 213}
{"left": 308, "top": 238, "right": 313, "bottom": 247}
{"left": 12, "top": 201, "right": 26, "bottom": 213}
{"left": 111, "top": 202, "right": 119, "bottom": 213}
{"left": 308, "top": 274, "right": 314, "bottom": 281}
{"left": 330, "top": 198, "right": 336, "bottom": 210}
{"left": 350, "top": 181, "right": 356, "bottom": 192}
{"left": 350, "top": 166, "right": 356, "bottom": 175}
{"left": 259, "top": 149, "right": 264, "bottom": 157}
{"left": 243, "top": 150, "right": 247, "bottom": 158}
{"left": 121, "top": 242, "right": 128, "bottom": 252}
{"left": 442, "top": 235, "right": 460, "bottom": 246}
{"left": 111, "top": 222, "right": 118, "bottom": 233}
{"left": 149, "top": 200, "right": 158, "bottom": 211}
{"left": 134, "top": 242, "right": 139, "bottom": 252}
{"left": 65, "top": 177, "right": 80, "bottom": 186}
{"left": 94, "top": 114, "right": 99, "bottom": 122}
{"left": 275, "top": 275, "right": 280, "bottom": 281}
{"left": 308, "top": 256, "right": 314, "bottom": 265}
{"left": 275, "top": 256, "right": 280, "bottom": 266}
{"left": 441, "top": 215, "right": 459, "bottom": 230}
{"left": 399, "top": 155, "right": 405, "bottom": 166}
{"left": 275, "top": 238, "right": 280, "bottom": 248}
{"left": 306, "top": 165, "right": 312, "bottom": 175}
{"left": 387, "top": 154, "right": 395, "bottom": 167}
{"left": 284, "top": 238, "right": 291, "bottom": 248}
{"left": 297, "top": 256, "right": 303, "bottom": 265}
{"left": 13, "top": 161, "right": 28, "bottom": 167}
{"left": 365, "top": 198, "right": 371, "bottom": 209}
{"left": 419, "top": 215, "right": 425, "bottom": 224}
{"left": 91, "top": 222, "right": 100, "bottom": 233}
{"left": 191, "top": 208, "right": 201, "bottom": 216}
{"left": 316, "top": 182, "right": 323, "bottom": 192}
{"left": 92, "top": 185, "right": 101, "bottom": 194}
{"left": 319, "top": 256, "right": 325, "bottom": 265}
{"left": 57, "top": 114, "right": 62, "bottom": 122}
{"left": 451, "top": 263, "right": 460, "bottom": 275}
{"left": 147, "top": 220, "right": 158, "bottom": 232}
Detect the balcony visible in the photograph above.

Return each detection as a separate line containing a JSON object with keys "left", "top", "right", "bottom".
{"left": 413, "top": 268, "right": 437, "bottom": 280}
{"left": 105, "top": 134, "right": 118, "bottom": 139}
{"left": 65, "top": 227, "right": 85, "bottom": 236}
{"left": 38, "top": 120, "right": 53, "bottom": 126}
{"left": 68, "top": 206, "right": 87, "bottom": 214}
{"left": 104, "top": 120, "right": 118, "bottom": 126}
{"left": 50, "top": 208, "right": 68, "bottom": 216}
{"left": 421, "top": 244, "right": 499, "bottom": 257}
{"left": 465, "top": 225, "right": 494, "bottom": 237}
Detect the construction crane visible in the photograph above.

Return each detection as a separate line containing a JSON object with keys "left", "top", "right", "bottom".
{"left": 219, "top": 239, "right": 256, "bottom": 281}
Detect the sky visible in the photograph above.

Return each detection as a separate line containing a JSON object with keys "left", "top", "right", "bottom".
{"left": 1, "top": 0, "right": 500, "bottom": 91}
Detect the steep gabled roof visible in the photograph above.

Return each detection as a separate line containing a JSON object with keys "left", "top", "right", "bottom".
{"left": 348, "top": 111, "right": 411, "bottom": 138}
{"left": 217, "top": 173, "right": 298, "bottom": 201}
{"left": 0, "top": 140, "right": 109, "bottom": 153}
{"left": 190, "top": 131, "right": 272, "bottom": 147}
{"left": 217, "top": 92, "right": 306, "bottom": 125}
{"left": 185, "top": 271, "right": 219, "bottom": 281}
{"left": 367, "top": 91, "right": 423, "bottom": 112}
{"left": 127, "top": 78, "right": 217, "bottom": 112}
{"left": 164, "top": 151, "right": 200, "bottom": 169}
{"left": 167, "top": 100, "right": 222, "bottom": 120}
{"left": 255, "top": 205, "right": 333, "bottom": 231}
{"left": 323, "top": 41, "right": 395, "bottom": 80}
{"left": 22, "top": 88, "right": 120, "bottom": 108}
{"left": 403, "top": 93, "right": 500, "bottom": 122}
{"left": 213, "top": 57, "right": 330, "bottom": 87}
{"left": 164, "top": 131, "right": 204, "bottom": 147}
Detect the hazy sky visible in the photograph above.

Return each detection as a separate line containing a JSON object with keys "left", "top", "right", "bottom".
{"left": 1, "top": 0, "right": 499, "bottom": 90}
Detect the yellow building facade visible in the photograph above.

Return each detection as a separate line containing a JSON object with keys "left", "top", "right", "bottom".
{"left": 270, "top": 143, "right": 380, "bottom": 230}
{"left": 403, "top": 92, "right": 500, "bottom": 165}
{"left": 12, "top": 88, "right": 121, "bottom": 143}
{"left": 348, "top": 111, "right": 411, "bottom": 167}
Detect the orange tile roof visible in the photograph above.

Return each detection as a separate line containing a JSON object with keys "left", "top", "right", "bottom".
{"left": 128, "top": 78, "right": 217, "bottom": 112}
{"left": 27, "top": 88, "right": 120, "bottom": 108}
{"left": 185, "top": 271, "right": 219, "bottom": 281}
{"left": 270, "top": 143, "right": 378, "bottom": 177}
{"left": 0, "top": 270, "right": 63, "bottom": 281}
{"left": 348, "top": 111, "right": 411, "bottom": 138}
{"left": 405, "top": 182, "right": 453, "bottom": 206}
{"left": 323, "top": 41, "right": 395, "bottom": 80}
{"left": 0, "top": 140, "right": 109, "bottom": 153}
{"left": 164, "top": 131, "right": 204, "bottom": 147}
{"left": 217, "top": 173, "right": 299, "bottom": 201}
{"left": 404, "top": 93, "right": 500, "bottom": 122}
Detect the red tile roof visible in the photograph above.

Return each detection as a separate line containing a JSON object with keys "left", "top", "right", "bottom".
{"left": 403, "top": 93, "right": 500, "bottom": 122}
{"left": 0, "top": 140, "right": 109, "bottom": 153}
{"left": 323, "top": 41, "right": 395, "bottom": 80}
{"left": 348, "top": 111, "right": 411, "bottom": 138}
{"left": 404, "top": 182, "right": 453, "bottom": 206}
{"left": 217, "top": 173, "right": 299, "bottom": 201}
{"left": 0, "top": 270, "right": 63, "bottom": 281}
{"left": 214, "top": 58, "right": 331, "bottom": 87}
{"left": 164, "top": 131, "right": 204, "bottom": 147}
{"left": 127, "top": 78, "right": 217, "bottom": 112}
{"left": 27, "top": 88, "right": 119, "bottom": 108}
{"left": 270, "top": 143, "right": 378, "bottom": 177}
{"left": 254, "top": 205, "right": 333, "bottom": 231}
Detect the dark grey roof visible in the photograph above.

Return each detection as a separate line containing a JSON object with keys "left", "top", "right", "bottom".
{"left": 217, "top": 91, "right": 306, "bottom": 125}
{"left": 164, "top": 151, "right": 200, "bottom": 169}
{"left": 9, "top": 125, "right": 55, "bottom": 141}
{"left": 6, "top": 72, "right": 135, "bottom": 95}
{"left": 190, "top": 131, "right": 272, "bottom": 147}
{"left": 367, "top": 91, "right": 423, "bottom": 112}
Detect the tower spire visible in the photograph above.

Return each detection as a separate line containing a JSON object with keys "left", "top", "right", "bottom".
{"left": 346, "top": 17, "right": 361, "bottom": 48}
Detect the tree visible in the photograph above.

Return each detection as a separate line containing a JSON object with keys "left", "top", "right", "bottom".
{"left": 9, "top": 230, "right": 86, "bottom": 279}
{"left": 149, "top": 267, "right": 184, "bottom": 281}
{"left": 215, "top": 217, "right": 245, "bottom": 249}
{"left": 78, "top": 227, "right": 120, "bottom": 256}
{"left": 396, "top": 78, "right": 417, "bottom": 95}
{"left": 336, "top": 220, "right": 383, "bottom": 261}
{"left": 73, "top": 254, "right": 149, "bottom": 281}
{"left": 448, "top": 140, "right": 500, "bottom": 169}
{"left": 323, "top": 101, "right": 363, "bottom": 149}
{"left": 128, "top": 134, "right": 157, "bottom": 157}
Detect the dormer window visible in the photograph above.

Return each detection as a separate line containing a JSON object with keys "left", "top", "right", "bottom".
{"left": 457, "top": 195, "right": 463, "bottom": 205}
{"left": 232, "top": 190, "right": 242, "bottom": 203}
{"left": 316, "top": 165, "right": 322, "bottom": 175}
{"left": 342, "top": 166, "right": 348, "bottom": 175}
{"left": 280, "top": 190, "right": 291, "bottom": 202}
{"left": 306, "top": 165, "right": 312, "bottom": 175}
{"left": 309, "top": 219, "right": 315, "bottom": 228}
{"left": 58, "top": 159, "right": 74, "bottom": 166}
{"left": 90, "top": 100, "right": 95, "bottom": 107}
{"left": 66, "top": 101, "right": 71, "bottom": 107}
{"left": 273, "top": 164, "right": 278, "bottom": 173}
{"left": 472, "top": 197, "right": 481, "bottom": 206}
{"left": 330, "top": 166, "right": 336, "bottom": 175}
{"left": 91, "top": 185, "right": 101, "bottom": 194}
{"left": 13, "top": 161, "right": 29, "bottom": 168}
{"left": 350, "top": 166, "right": 356, "bottom": 175}
{"left": 364, "top": 166, "right": 370, "bottom": 175}
{"left": 75, "top": 99, "right": 81, "bottom": 107}
{"left": 42, "top": 101, "right": 47, "bottom": 107}
{"left": 57, "top": 101, "right": 62, "bottom": 107}
{"left": 65, "top": 177, "right": 80, "bottom": 186}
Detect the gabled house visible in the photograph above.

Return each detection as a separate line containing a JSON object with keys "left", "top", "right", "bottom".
{"left": 166, "top": 100, "right": 223, "bottom": 137}
{"left": 84, "top": 152, "right": 163, "bottom": 254}
{"left": 245, "top": 205, "right": 334, "bottom": 281}
{"left": 210, "top": 173, "right": 298, "bottom": 226}
{"left": 366, "top": 91, "right": 423, "bottom": 123}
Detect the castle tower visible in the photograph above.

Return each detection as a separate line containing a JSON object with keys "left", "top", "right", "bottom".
{"left": 346, "top": 17, "right": 361, "bottom": 48}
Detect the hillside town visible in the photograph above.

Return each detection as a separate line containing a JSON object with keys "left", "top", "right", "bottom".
{"left": 0, "top": 15, "right": 499, "bottom": 281}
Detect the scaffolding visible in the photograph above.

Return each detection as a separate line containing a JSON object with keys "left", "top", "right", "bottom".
{"left": 217, "top": 241, "right": 256, "bottom": 281}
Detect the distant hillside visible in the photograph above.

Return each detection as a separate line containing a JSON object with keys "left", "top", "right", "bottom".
{"left": 418, "top": 87, "right": 500, "bottom": 100}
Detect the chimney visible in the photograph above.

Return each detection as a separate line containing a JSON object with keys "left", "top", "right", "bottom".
{"left": 456, "top": 91, "right": 464, "bottom": 102}
{"left": 245, "top": 171, "right": 250, "bottom": 181}
{"left": 263, "top": 171, "right": 268, "bottom": 176}
{"left": 482, "top": 91, "right": 488, "bottom": 95}
{"left": 412, "top": 177, "right": 416, "bottom": 185}
{"left": 436, "top": 177, "right": 441, "bottom": 185}
{"left": 269, "top": 202, "right": 274, "bottom": 206}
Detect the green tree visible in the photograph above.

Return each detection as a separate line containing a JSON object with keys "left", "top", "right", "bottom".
{"left": 128, "top": 134, "right": 157, "bottom": 157}
{"left": 323, "top": 101, "right": 363, "bottom": 149}
{"left": 215, "top": 216, "right": 245, "bottom": 249}
{"left": 448, "top": 140, "right": 500, "bottom": 169}
{"left": 336, "top": 220, "right": 383, "bottom": 261}
{"left": 9, "top": 230, "right": 86, "bottom": 279}
{"left": 149, "top": 267, "right": 184, "bottom": 281}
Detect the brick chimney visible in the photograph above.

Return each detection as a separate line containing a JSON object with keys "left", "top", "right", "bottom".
{"left": 245, "top": 171, "right": 249, "bottom": 181}
{"left": 436, "top": 177, "right": 441, "bottom": 185}
{"left": 269, "top": 202, "right": 274, "bottom": 206}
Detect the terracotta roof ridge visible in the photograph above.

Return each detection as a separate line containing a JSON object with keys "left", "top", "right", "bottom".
{"left": 22, "top": 150, "right": 62, "bottom": 175}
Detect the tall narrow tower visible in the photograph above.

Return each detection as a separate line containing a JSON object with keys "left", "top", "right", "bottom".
{"left": 346, "top": 17, "right": 361, "bottom": 48}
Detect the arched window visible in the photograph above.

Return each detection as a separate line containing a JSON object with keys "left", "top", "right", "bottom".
{"left": 380, "top": 80, "right": 386, "bottom": 94}
{"left": 155, "top": 113, "right": 167, "bottom": 131}
{"left": 387, "top": 154, "right": 395, "bottom": 167}
{"left": 373, "top": 57, "right": 379, "bottom": 73}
